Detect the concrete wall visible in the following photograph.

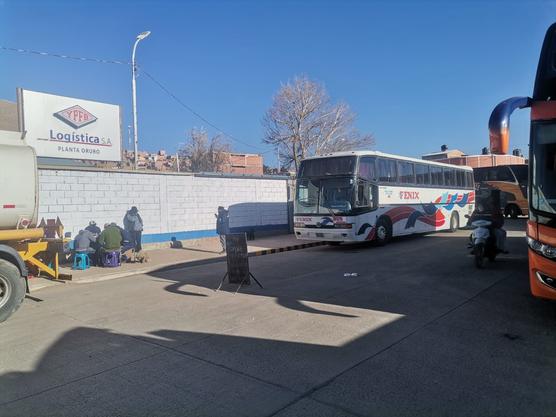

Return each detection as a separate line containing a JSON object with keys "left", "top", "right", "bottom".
{"left": 37, "top": 167, "right": 289, "bottom": 243}
{"left": 0, "top": 100, "right": 19, "bottom": 132}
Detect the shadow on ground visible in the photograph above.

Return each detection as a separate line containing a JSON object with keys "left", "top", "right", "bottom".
{"left": 1, "top": 220, "right": 555, "bottom": 417}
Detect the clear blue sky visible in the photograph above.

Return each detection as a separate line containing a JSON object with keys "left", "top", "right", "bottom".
{"left": 1, "top": 0, "right": 555, "bottom": 165}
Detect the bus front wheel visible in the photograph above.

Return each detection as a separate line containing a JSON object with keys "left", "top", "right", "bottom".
{"left": 375, "top": 218, "right": 392, "bottom": 246}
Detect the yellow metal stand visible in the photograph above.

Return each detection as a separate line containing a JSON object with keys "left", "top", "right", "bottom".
{"left": 18, "top": 241, "right": 57, "bottom": 278}
{"left": 1, "top": 217, "right": 72, "bottom": 281}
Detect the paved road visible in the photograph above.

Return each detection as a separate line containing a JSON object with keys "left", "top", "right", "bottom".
{"left": 1, "top": 220, "right": 555, "bottom": 417}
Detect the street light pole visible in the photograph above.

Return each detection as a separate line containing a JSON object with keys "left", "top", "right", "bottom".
{"left": 131, "top": 31, "right": 151, "bottom": 170}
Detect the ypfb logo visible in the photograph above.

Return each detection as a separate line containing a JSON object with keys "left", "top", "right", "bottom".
{"left": 53, "top": 105, "right": 97, "bottom": 129}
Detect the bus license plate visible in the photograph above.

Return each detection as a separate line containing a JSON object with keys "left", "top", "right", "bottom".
{"left": 316, "top": 233, "right": 324, "bottom": 238}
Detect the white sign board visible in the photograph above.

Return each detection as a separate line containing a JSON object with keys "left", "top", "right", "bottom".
{"left": 18, "top": 88, "right": 122, "bottom": 161}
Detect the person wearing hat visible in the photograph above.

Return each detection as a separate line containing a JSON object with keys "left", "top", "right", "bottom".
{"left": 74, "top": 229, "right": 97, "bottom": 264}
{"left": 85, "top": 220, "right": 101, "bottom": 236}
{"left": 83, "top": 221, "right": 102, "bottom": 264}
{"left": 123, "top": 206, "right": 144, "bottom": 251}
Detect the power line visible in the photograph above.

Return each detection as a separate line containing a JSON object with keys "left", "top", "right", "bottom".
{"left": 1, "top": 45, "right": 271, "bottom": 154}
{"left": 0, "top": 46, "right": 130, "bottom": 65}
{"left": 140, "top": 69, "right": 267, "bottom": 152}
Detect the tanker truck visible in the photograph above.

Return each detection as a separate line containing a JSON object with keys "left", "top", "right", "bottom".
{"left": 0, "top": 129, "right": 39, "bottom": 322}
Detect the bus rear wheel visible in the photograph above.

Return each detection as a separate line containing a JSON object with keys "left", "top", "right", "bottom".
{"left": 449, "top": 212, "right": 460, "bottom": 233}
{"left": 375, "top": 217, "right": 392, "bottom": 246}
{"left": 505, "top": 204, "right": 520, "bottom": 219}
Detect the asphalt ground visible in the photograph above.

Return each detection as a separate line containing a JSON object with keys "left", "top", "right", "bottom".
{"left": 1, "top": 219, "right": 555, "bottom": 417}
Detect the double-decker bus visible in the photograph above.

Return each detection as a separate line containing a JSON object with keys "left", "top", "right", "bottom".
{"left": 489, "top": 22, "right": 556, "bottom": 300}
{"left": 473, "top": 164, "right": 528, "bottom": 218}
{"left": 294, "top": 151, "right": 475, "bottom": 244}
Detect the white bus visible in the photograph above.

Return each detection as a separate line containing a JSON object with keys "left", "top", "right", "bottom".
{"left": 294, "top": 151, "right": 475, "bottom": 244}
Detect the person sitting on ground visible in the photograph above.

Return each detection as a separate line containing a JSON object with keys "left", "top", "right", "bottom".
{"left": 85, "top": 220, "right": 101, "bottom": 236}
{"left": 170, "top": 237, "right": 183, "bottom": 249}
{"left": 74, "top": 229, "right": 97, "bottom": 264}
{"left": 98, "top": 222, "right": 123, "bottom": 253}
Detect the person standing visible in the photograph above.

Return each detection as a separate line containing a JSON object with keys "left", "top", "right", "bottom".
{"left": 215, "top": 206, "right": 229, "bottom": 254}
{"left": 123, "top": 206, "right": 144, "bottom": 251}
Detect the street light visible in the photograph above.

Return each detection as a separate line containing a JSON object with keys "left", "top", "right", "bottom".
{"left": 131, "top": 30, "right": 151, "bottom": 170}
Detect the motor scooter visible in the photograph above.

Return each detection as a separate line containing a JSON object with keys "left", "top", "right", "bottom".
{"left": 467, "top": 215, "right": 499, "bottom": 268}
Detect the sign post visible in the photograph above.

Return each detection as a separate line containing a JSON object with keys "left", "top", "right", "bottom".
{"left": 216, "top": 233, "right": 263, "bottom": 292}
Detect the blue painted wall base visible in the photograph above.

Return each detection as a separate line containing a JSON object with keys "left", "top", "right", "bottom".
{"left": 141, "top": 224, "right": 289, "bottom": 244}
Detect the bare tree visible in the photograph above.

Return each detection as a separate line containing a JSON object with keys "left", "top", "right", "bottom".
{"left": 179, "top": 128, "right": 230, "bottom": 173}
{"left": 262, "top": 75, "right": 374, "bottom": 171}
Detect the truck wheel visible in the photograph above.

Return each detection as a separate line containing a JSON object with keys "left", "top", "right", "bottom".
{"left": 0, "top": 259, "right": 26, "bottom": 323}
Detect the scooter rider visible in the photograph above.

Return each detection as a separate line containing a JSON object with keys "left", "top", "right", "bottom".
{"left": 489, "top": 190, "right": 508, "bottom": 254}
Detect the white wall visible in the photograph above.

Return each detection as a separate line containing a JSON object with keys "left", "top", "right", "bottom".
{"left": 37, "top": 168, "right": 289, "bottom": 242}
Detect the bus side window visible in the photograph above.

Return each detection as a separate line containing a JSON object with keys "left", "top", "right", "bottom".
{"left": 388, "top": 159, "right": 398, "bottom": 183}
{"left": 398, "top": 161, "right": 415, "bottom": 184}
{"left": 431, "top": 166, "right": 443, "bottom": 186}
{"left": 466, "top": 171, "right": 474, "bottom": 189}
{"left": 495, "top": 166, "right": 515, "bottom": 182}
{"left": 444, "top": 168, "right": 456, "bottom": 186}
{"left": 356, "top": 180, "right": 377, "bottom": 209}
{"left": 358, "top": 157, "right": 376, "bottom": 181}
{"left": 487, "top": 167, "right": 497, "bottom": 181}
{"left": 378, "top": 158, "right": 397, "bottom": 183}
{"left": 357, "top": 182, "right": 368, "bottom": 206}
{"left": 473, "top": 168, "right": 486, "bottom": 183}
{"left": 511, "top": 165, "right": 528, "bottom": 186}
{"left": 456, "top": 170, "right": 464, "bottom": 188}
{"left": 415, "top": 164, "right": 430, "bottom": 185}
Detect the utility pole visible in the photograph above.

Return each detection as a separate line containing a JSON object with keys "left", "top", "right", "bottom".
{"left": 131, "top": 31, "right": 151, "bottom": 170}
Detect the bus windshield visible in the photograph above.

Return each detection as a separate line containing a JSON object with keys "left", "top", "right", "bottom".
{"left": 296, "top": 177, "right": 354, "bottom": 215}
{"left": 298, "top": 156, "right": 357, "bottom": 177}
{"left": 531, "top": 122, "right": 556, "bottom": 215}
